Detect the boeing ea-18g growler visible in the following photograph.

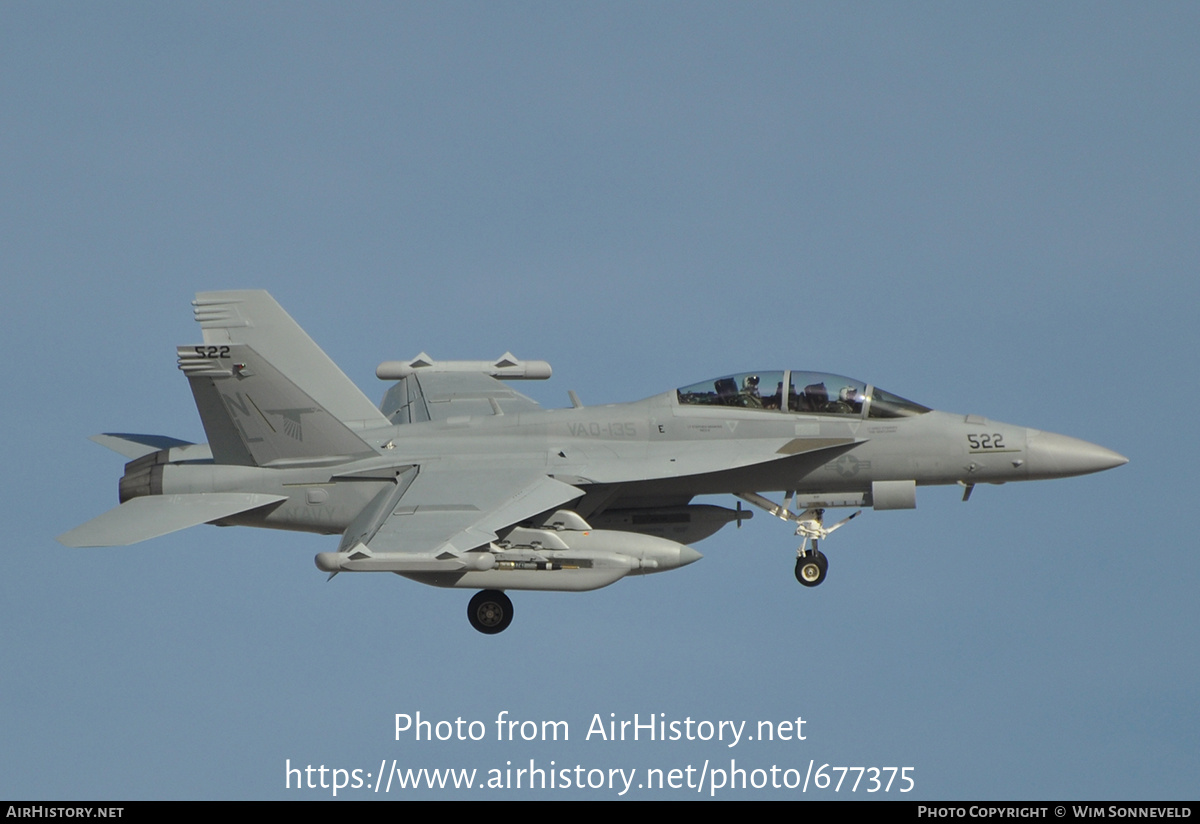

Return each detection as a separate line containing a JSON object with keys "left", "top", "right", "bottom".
{"left": 59, "top": 291, "right": 1127, "bottom": 633}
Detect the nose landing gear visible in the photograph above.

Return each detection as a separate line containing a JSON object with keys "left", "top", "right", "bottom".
{"left": 736, "top": 492, "right": 861, "bottom": 588}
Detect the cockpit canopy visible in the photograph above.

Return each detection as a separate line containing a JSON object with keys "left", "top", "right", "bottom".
{"left": 676, "top": 371, "right": 930, "bottom": 419}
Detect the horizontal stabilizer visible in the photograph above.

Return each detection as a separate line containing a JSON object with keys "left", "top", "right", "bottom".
{"left": 91, "top": 433, "right": 195, "bottom": 460}
{"left": 57, "top": 493, "right": 287, "bottom": 547}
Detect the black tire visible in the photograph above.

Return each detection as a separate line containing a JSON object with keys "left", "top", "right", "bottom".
{"left": 795, "top": 549, "right": 828, "bottom": 587}
{"left": 468, "top": 590, "right": 513, "bottom": 634}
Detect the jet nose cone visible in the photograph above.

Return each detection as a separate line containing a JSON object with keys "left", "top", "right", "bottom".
{"left": 1026, "top": 430, "right": 1128, "bottom": 480}
{"left": 678, "top": 545, "right": 703, "bottom": 568}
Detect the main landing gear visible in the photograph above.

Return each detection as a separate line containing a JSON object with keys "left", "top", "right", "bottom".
{"left": 468, "top": 589, "right": 513, "bottom": 634}
{"left": 736, "top": 492, "right": 861, "bottom": 589}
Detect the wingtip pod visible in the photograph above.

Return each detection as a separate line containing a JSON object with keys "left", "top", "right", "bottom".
{"left": 376, "top": 353, "right": 552, "bottom": 380}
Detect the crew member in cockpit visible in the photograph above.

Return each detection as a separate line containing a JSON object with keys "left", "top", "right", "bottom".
{"left": 740, "top": 375, "right": 763, "bottom": 408}
{"left": 836, "top": 385, "right": 864, "bottom": 414}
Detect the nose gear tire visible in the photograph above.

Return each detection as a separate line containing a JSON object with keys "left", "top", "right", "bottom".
{"left": 795, "top": 550, "right": 828, "bottom": 587}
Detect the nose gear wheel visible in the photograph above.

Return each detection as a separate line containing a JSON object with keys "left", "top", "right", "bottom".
{"left": 736, "top": 492, "right": 860, "bottom": 588}
{"left": 795, "top": 549, "right": 828, "bottom": 587}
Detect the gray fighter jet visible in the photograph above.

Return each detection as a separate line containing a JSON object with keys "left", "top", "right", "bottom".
{"left": 59, "top": 291, "right": 1127, "bottom": 633}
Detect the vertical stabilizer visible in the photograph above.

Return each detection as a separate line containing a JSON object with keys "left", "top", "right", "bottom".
{"left": 191, "top": 291, "right": 389, "bottom": 430}
{"left": 180, "top": 291, "right": 389, "bottom": 466}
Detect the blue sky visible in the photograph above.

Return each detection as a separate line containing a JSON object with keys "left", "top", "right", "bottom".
{"left": 3, "top": 2, "right": 1196, "bottom": 799}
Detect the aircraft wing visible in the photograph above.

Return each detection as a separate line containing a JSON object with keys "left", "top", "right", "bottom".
{"left": 329, "top": 464, "right": 583, "bottom": 569}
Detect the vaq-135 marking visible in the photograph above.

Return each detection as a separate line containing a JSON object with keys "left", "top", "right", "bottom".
{"left": 59, "top": 291, "right": 1127, "bottom": 633}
